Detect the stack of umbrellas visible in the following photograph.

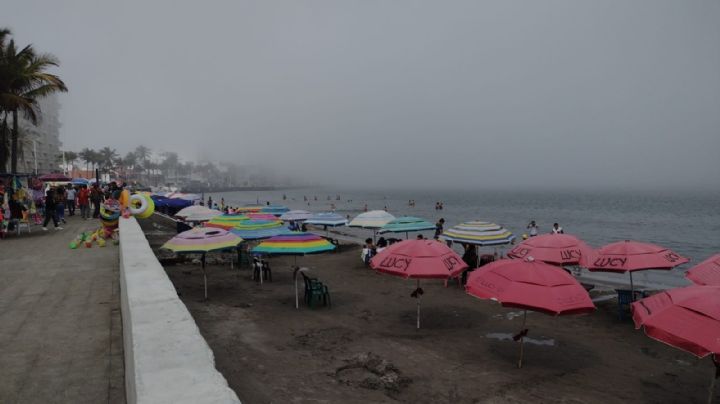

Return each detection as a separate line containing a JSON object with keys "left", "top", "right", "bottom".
{"left": 378, "top": 216, "right": 435, "bottom": 239}
{"left": 252, "top": 232, "right": 336, "bottom": 307}
{"left": 161, "top": 227, "right": 243, "bottom": 300}
{"left": 441, "top": 221, "right": 515, "bottom": 246}
{"left": 466, "top": 257, "right": 595, "bottom": 367}
{"left": 370, "top": 240, "right": 467, "bottom": 329}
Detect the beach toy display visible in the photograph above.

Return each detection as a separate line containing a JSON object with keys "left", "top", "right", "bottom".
{"left": 70, "top": 192, "right": 156, "bottom": 250}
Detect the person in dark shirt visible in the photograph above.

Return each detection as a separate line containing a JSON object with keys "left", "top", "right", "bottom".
{"left": 42, "top": 189, "right": 61, "bottom": 230}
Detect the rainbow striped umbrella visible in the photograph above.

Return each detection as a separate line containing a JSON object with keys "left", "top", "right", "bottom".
{"left": 252, "top": 232, "right": 336, "bottom": 308}
{"left": 228, "top": 219, "right": 283, "bottom": 231}
{"left": 205, "top": 214, "right": 250, "bottom": 230}
{"left": 379, "top": 216, "right": 435, "bottom": 239}
{"left": 441, "top": 221, "right": 515, "bottom": 246}
{"left": 247, "top": 213, "right": 279, "bottom": 220}
{"left": 252, "top": 232, "right": 336, "bottom": 255}
{"left": 161, "top": 227, "right": 243, "bottom": 299}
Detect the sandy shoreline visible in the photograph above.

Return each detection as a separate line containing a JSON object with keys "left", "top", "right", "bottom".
{"left": 141, "top": 216, "right": 715, "bottom": 403}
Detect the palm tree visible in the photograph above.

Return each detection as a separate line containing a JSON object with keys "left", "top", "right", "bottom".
{"left": 0, "top": 28, "right": 68, "bottom": 174}
{"left": 134, "top": 145, "right": 151, "bottom": 183}
{"left": 98, "top": 146, "right": 118, "bottom": 173}
{"left": 79, "top": 148, "right": 94, "bottom": 175}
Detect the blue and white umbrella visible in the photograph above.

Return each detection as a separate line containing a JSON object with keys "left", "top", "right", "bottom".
{"left": 280, "top": 210, "right": 313, "bottom": 221}
{"left": 305, "top": 212, "right": 348, "bottom": 237}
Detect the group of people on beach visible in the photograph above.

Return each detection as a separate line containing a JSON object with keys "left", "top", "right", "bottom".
{"left": 526, "top": 220, "right": 564, "bottom": 238}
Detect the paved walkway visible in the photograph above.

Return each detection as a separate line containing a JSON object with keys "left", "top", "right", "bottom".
{"left": 0, "top": 214, "right": 124, "bottom": 403}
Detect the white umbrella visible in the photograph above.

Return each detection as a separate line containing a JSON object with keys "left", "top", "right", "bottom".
{"left": 280, "top": 210, "right": 313, "bottom": 221}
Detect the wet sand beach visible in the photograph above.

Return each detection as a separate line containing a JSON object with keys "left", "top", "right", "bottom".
{"left": 142, "top": 218, "right": 714, "bottom": 404}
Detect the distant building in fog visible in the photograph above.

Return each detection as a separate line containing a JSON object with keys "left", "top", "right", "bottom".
{"left": 16, "top": 94, "right": 62, "bottom": 174}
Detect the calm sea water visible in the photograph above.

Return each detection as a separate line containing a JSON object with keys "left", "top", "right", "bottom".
{"left": 207, "top": 188, "right": 720, "bottom": 289}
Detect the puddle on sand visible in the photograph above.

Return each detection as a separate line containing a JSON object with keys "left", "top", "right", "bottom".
{"left": 485, "top": 333, "right": 556, "bottom": 346}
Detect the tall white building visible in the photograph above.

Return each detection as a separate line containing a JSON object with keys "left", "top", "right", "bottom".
{"left": 17, "top": 94, "right": 62, "bottom": 174}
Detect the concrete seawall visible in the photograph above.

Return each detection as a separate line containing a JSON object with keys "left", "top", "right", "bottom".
{"left": 119, "top": 217, "right": 240, "bottom": 404}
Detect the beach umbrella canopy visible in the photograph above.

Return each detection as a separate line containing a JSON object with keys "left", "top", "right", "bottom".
{"left": 349, "top": 210, "right": 396, "bottom": 229}
{"left": 466, "top": 257, "right": 595, "bottom": 367}
{"left": 246, "top": 213, "right": 279, "bottom": 220}
{"left": 184, "top": 209, "right": 223, "bottom": 222}
{"left": 586, "top": 240, "right": 689, "bottom": 293}
{"left": 252, "top": 232, "right": 336, "bottom": 255}
{"left": 631, "top": 285, "right": 720, "bottom": 402}
{"left": 378, "top": 216, "right": 435, "bottom": 238}
{"left": 686, "top": 253, "right": 720, "bottom": 286}
{"left": 175, "top": 205, "right": 213, "bottom": 218}
{"left": 161, "top": 227, "right": 242, "bottom": 254}
{"left": 305, "top": 212, "right": 348, "bottom": 227}
{"left": 234, "top": 205, "right": 264, "bottom": 213}
{"left": 370, "top": 239, "right": 467, "bottom": 279}
{"left": 205, "top": 214, "right": 251, "bottom": 229}
{"left": 440, "top": 221, "right": 515, "bottom": 246}
{"left": 280, "top": 210, "right": 313, "bottom": 221}
{"left": 39, "top": 173, "right": 71, "bottom": 182}
{"left": 507, "top": 234, "right": 593, "bottom": 266}
{"left": 370, "top": 240, "right": 468, "bottom": 329}
{"left": 466, "top": 258, "right": 595, "bottom": 315}
{"left": 230, "top": 227, "right": 294, "bottom": 241}
{"left": 161, "top": 227, "right": 243, "bottom": 300}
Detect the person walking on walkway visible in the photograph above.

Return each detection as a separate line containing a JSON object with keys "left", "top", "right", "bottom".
{"left": 42, "top": 189, "right": 62, "bottom": 230}
{"left": 90, "top": 184, "right": 104, "bottom": 218}
{"left": 54, "top": 187, "right": 66, "bottom": 224}
{"left": 78, "top": 185, "right": 90, "bottom": 219}
{"left": 66, "top": 186, "right": 76, "bottom": 216}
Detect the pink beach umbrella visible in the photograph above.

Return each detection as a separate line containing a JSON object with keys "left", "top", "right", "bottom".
{"left": 370, "top": 239, "right": 467, "bottom": 329}
{"left": 507, "top": 234, "right": 593, "bottom": 266}
{"left": 686, "top": 253, "right": 720, "bottom": 286}
{"left": 586, "top": 240, "right": 689, "bottom": 295}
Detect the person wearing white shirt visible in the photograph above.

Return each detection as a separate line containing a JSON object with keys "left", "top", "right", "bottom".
{"left": 552, "top": 223, "right": 564, "bottom": 234}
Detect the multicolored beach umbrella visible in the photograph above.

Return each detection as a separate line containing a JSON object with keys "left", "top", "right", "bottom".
{"left": 252, "top": 232, "right": 336, "bottom": 255}
{"left": 205, "top": 214, "right": 250, "bottom": 230}
{"left": 161, "top": 227, "right": 243, "bottom": 299}
{"left": 233, "top": 205, "right": 264, "bottom": 213}
{"left": 229, "top": 227, "right": 294, "bottom": 241}
{"left": 252, "top": 232, "right": 336, "bottom": 307}
{"left": 280, "top": 210, "right": 313, "bottom": 221}
{"left": 161, "top": 227, "right": 243, "bottom": 254}
{"left": 246, "top": 213, "right": 279, "bottom": 220}
{"left": 441, "top": 221, "right": 515, "bottom": 246}
{"left": 378, "top": 216, "right": 435, "bottom": 239}
{"left": 305, "top": 212, "right": 348, "bottom": 227}
{"left": 349, "top": 210, "right": 395, "bottom": 229}
{"left": 229, "top": 218, "right": 283, "bottom": 231}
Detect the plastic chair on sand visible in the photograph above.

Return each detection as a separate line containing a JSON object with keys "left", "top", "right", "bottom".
{"left": 301, "top": 272, "right": 331, "bottom": 308}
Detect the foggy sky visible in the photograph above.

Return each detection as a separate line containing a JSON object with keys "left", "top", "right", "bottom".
{"left": 7, "top": 0, "right": 720, "bottom": 190}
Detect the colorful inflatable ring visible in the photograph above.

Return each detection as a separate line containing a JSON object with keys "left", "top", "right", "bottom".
{"left": 100, "top": 206, "right": 121, "bottom": 221}
{"left": 128, "top": 194, "right": 148, "bottom": 216}
{"left": 135, "top": 194, "right": 155, "bottom": 219}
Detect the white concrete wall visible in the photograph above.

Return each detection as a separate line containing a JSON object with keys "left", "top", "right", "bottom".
{"left": 119, "top": 217, "right": 240, "bottom": 404}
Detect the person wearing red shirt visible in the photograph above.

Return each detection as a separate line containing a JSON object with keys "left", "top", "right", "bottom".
{"left": 77, "top": 185, "right": 90, "bottom": 220}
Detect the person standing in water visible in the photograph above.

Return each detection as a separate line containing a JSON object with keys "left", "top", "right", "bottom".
{"left": 527, "top": 220, "right": 539, "bottom": 237}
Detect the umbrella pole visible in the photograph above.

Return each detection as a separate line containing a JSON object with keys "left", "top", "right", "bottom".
{"left": 629, "top": 272, "right": 635, "bottom": 300}
{"left": 416, "top": 279, "right": 421, "bottom": 330}
{"left": 518, "top": 310, "right": 527, "bottom": 368}
{"left": 202, "top": 253, "right": 208, "bottom": 301}
{"left": 294, "top": 266, "right": 300, "bottom": 310}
